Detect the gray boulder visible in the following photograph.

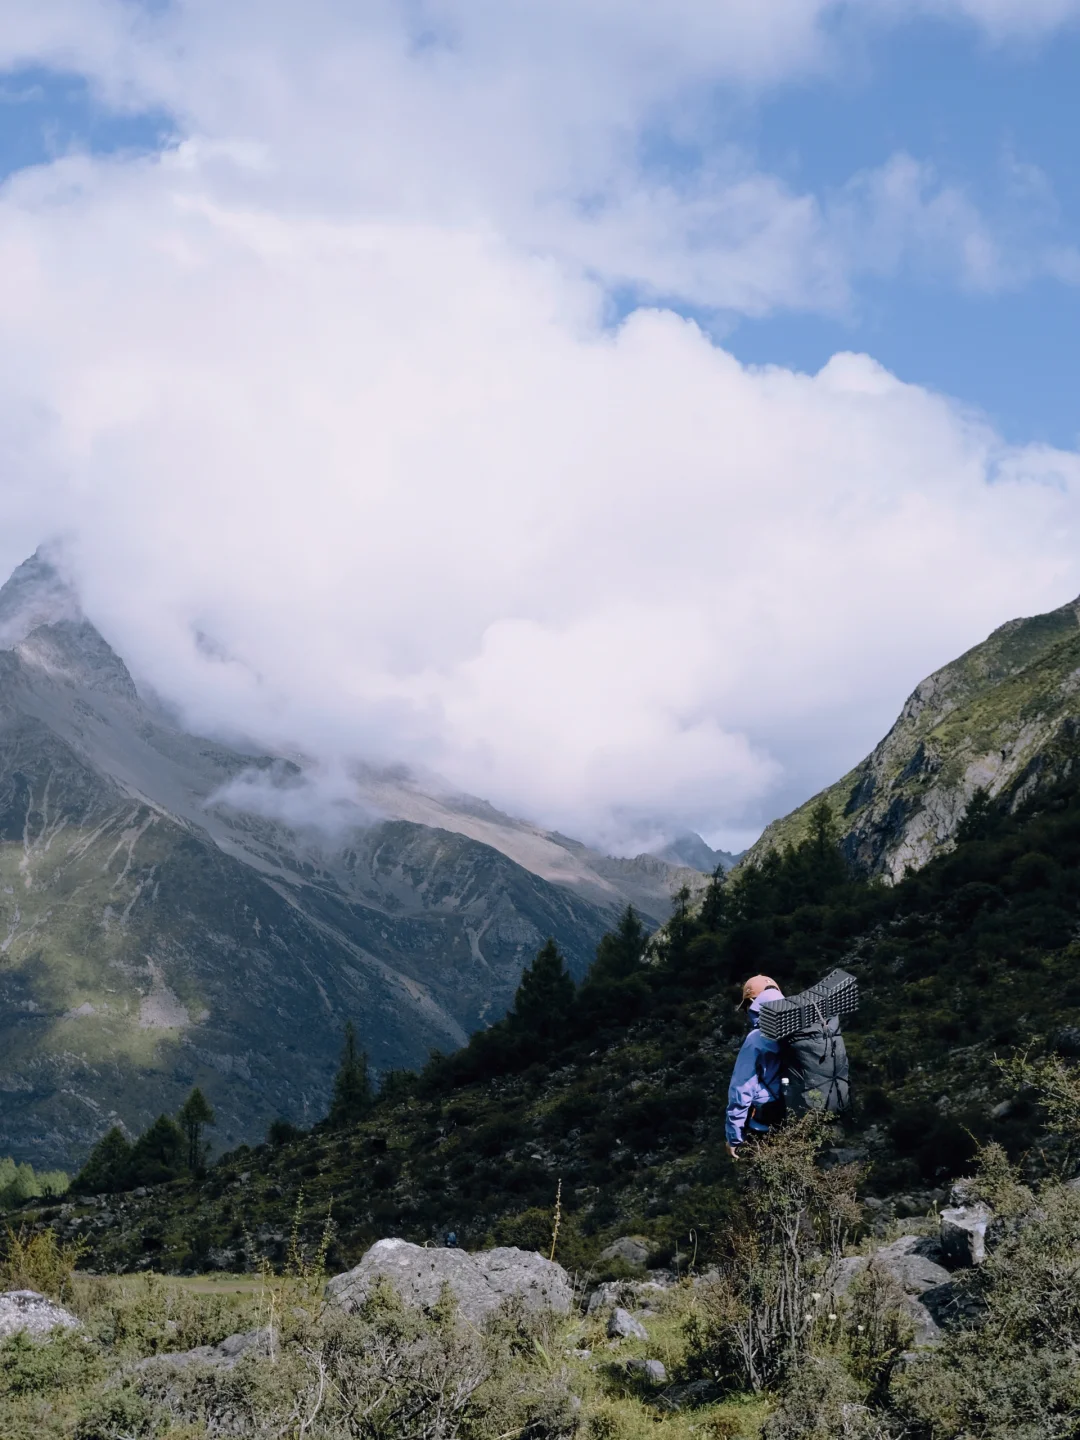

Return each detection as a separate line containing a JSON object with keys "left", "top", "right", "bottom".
{"left": 627, "top": 1358, "right": 667, "bottom": 1383}
{"left": 941, "top": 1204, "right": 991, "bottom": 1267}
{"left": 0, "top": 1290, "right": 81, "bottom": 1342}
{"left": 325, "top": 1239, "right": 572, "bottom": 1326}
{"left": 607, "top": 1306, "right": 648, "bottom": 1340}
{"left": 135, "top": 1327, "right": 274, "bottom": 1371}
{"left": 599, "top": 1237, "right": 650, "bottom": 1268}
{"left": 834, "top": 1236, "right": 954, "bottom": 1347}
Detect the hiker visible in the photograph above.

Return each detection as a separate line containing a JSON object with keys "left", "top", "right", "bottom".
{"left": 725, "top": 974, "right": 786, "bottom": 1160}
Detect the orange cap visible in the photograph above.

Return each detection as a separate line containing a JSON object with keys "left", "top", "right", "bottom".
{"left": 739, "top": 974, "right": 781, "bottom": 1009}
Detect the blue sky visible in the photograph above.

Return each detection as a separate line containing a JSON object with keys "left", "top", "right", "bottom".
{"left": 2, "top": 2, "right": 1080, "bottom": 850}
{"left": 734, "top": 17, "right": 1080, "bottom": 447}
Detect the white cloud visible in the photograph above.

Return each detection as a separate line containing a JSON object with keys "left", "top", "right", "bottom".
{"left": 0, "top": 146, "right": 1078, "bottom": 850}
{"left": 1, "top": 2, "right": 1079, "bottom": 851}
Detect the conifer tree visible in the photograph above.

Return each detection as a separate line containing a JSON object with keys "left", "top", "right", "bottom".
{"left": 577, "top": 907, "right": 649, "bottom": 1028}
{"left": 178, "top": 1087, "right": 216, "bottom": 1172}
{"left": 127, "top": 1115, "right": 186, "bottom": 1186}
{"left": 328, "top": 1020, "right": 374, "bottom": 1127}
{"left": 592, "top": 905, "right": 647, "bottom": 983}
{"left": 73, "top": 1127, "right": 132, "bottom": 1194}
{"left": 510, "top": 937, "right": 575, "bottom": 1041}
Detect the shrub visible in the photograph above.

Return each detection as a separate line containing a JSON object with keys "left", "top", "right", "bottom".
{"left": 685, "top": 1116, "right": 862, "bottom": 1392}
{"left": 0, "top": 1225, "right": 87, "bottom": 1302}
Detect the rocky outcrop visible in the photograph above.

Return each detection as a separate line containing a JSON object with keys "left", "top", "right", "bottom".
{"left": 0, "top": 1289, "right": 81, "bottom": 1341}
{"left": 325, "top": 1239, "right": 573, "bottom": 1325}
{"left": 940, "top": 1203, "right": 991, "bottom": 1267}
{"left": 834, "top": 1235, "right": 956, "bottom": 1347}
{"left": 745, "top": 593, "right": 1080, "bottom": 881}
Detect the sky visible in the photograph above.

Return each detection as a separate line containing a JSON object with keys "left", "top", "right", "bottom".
{"left": 0, "top": 1, "right": 1079, "bottom": 854}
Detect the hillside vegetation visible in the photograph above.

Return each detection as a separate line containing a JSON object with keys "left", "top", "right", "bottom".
{"left": 746, "top": 593, "right": 1080, "bottom": 879}
{"left": 38, "top": 773, "right": 1080, "bottom": 1276}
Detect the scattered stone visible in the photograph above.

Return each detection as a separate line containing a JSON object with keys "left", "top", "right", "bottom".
{"left": 586, "top": 1278, "right": 669, "bottom": 1315}
{"left": 607, "top": 1306, "right": 648, "bottom": 1341}
{"left": 0, "top": 1290, "right": 81, "bottom": 1342}
{"left": 135, "top": 1327, "right": 274, "bottom": 1371}
{"left": 940, "top": 1204, "right": 991, "bottom": 1267}
{"left": 325, "top": 1239, "right": 572, "bottom": 1326}
{"left": 655, "top": 1378, "right": 717, "bottom": 1411}
{"left": 626, "top": 1357, "right": 667, "bottom": 1383}
{"left": 599, "top": 1236, "right": 650, "bottom": 1268}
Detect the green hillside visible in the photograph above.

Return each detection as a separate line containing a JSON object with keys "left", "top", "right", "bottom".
{"left": 745, "top": 594, "right": 1080, "bottom": 880}
{"left": 43, "top": 772, "right": 1080, "bottom": 1276}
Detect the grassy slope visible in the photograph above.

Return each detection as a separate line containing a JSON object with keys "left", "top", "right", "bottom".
{"left": 746, "top": 597, "right": 1080, "bottom": 877}
{"left": 36, "top": 772, "right": 1080, "bottom": 1278}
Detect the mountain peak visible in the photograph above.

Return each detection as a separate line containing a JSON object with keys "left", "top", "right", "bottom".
{"left": 0, "top": 549, "right": 82, "bottom": 650}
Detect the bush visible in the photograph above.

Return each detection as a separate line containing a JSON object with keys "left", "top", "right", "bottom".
{"left": 0, "top": 1225, "right": 86, "bottom": 1302}
{"left": 685, "top": 1116, "right": 862, "bottom": 1392}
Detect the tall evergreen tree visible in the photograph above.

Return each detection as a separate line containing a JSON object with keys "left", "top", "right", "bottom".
{"left": 591, "top": 905, "right": 647, "bottom": 983}
{"left": 328, "top": 1021, "right": 374, "bottom": 1127}
{"left": 127, "top": 1115, "right": 186, "bottom": 1186}
{"left": 177, "top": 1088, "right": 216, "bottom": 1173}
{"left": 510, "top": 938, "right": 575, "bottom": 1041}
{"left": 576, "top": 906, "right": 650, "bottom": 1029}
{"left": 73, "top": 1127, "right": 132, "bottom": 1194}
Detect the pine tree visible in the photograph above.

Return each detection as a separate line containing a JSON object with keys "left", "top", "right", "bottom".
{"left": 577, "top": 907, "right": 649, "bottom": 1029}
{"left": 328, "top": 1021, "right": 374, "bottom": 1127}
{"left": 73, "top": 1126, "right": 132, "bottom": 1194}
{"left": 510, "top": 938, "right": 575, "bottom": 1041}
{"left": 591, "top": 906, "right": 647, "bottom": 983}
{"left": 700, "top": 864, "right": 729, "bottom": 930}
{"left": 127, "top": 1115, "right": 186, "bottom": 1186}
{"left": 177, "top": 1087, "right": 216, "bottom": 1173}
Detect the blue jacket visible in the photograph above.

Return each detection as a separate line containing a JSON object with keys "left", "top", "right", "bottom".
{"left": 726, "top": 993, "right": 783, "bottom": 1145}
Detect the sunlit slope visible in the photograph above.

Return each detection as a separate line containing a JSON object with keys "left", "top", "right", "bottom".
{"left": 746, "top": 595, "right": 1080, "bottom": 879}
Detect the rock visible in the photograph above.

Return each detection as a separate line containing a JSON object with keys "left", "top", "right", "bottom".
{"left": 940, "top": 1204, "right": 991, "bottom": 1266}
{"left": 325, "top": 1239, "right": 572, "bottom": 1326}
{"left": 586, "top": 1278, "right": 668, "bottom": 1315}
{"left": 655, "top": 1378, "right": 717, "bottom": 1411}
{"left": 136, "top": 1326, "right": 274, "bottom": 1371}
{"left": 626, "top": 1358, "right": 667, "bottom": 1383}
{"left": 607, "top": 1307, "right": 648, "bottom": 1340}
{"left": 587, "top": 1280, "right": 625, "bottom": 1315}
{"left": 0, "top": 1290, "right": 81, "bottom": 1341}
{"left": 834, "top": 1236, "right": 955, "bottom": 1348}
{"left": 599, "top": 1237, "right": 650, "bottom": 1268}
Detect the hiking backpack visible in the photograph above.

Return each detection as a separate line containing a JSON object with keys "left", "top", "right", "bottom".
{"left": 757, "top": 968, "right": 857, "bottom": 1117}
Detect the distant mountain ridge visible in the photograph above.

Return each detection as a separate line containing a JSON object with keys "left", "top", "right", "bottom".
{"left": 745, "top": 592, "right": 1080, "bottom": 879}
{"left": 0, "top": 552, "right": 699, "bottom": 1168}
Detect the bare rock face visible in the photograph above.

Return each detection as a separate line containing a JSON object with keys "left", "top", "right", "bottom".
{"left": 0, "top": 1289, "right": 81, "bottom": 1341}
{"left": 325, "top": 1239, "right": 573, "bottom": 1326}
{"left": 745, "top": 593, "right": 1080, "bottom": 881}
{"left": 940, "top": 1204, "right": 991, "bottom": 1267}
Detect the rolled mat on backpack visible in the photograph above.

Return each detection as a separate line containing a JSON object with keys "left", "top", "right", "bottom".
{"left": 759, "top": 968, "right": 857, "bottom": 1116}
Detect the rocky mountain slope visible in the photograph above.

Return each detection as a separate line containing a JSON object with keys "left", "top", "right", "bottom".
{"left": 746, "top": 592, "right": 1080, "bottom": 879}
{"left": 0, "top": 554, "right": 698, "bottom": 1170}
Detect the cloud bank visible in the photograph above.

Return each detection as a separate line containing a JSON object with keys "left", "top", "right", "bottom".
{"left": 1, "top": 2, "right": 1079, "bottom": 851}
